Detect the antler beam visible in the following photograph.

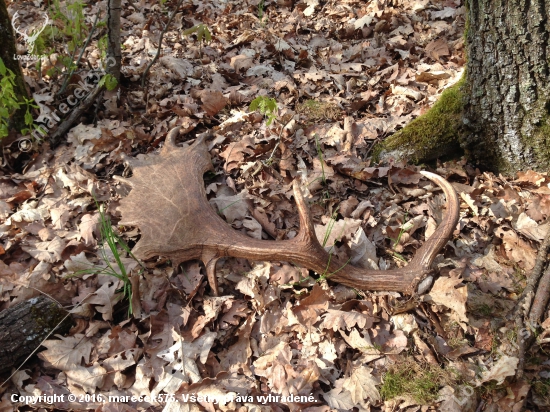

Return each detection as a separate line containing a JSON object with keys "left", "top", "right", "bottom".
{"left": 119, "top": 127, "right": 460, "bottom": 296}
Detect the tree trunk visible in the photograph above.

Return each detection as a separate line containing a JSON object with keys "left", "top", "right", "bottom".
{"left": 0, "top": 0, "right": 30, "bottom": 133}
{"left": 0, "top": 296, "right": 72, "bottom": 376}
{"left": 374, "top": 0, "right": 550, "bottom": 175}
{"left": 461, "top": 0, "right": 550, "bottom": 174}
{"left": 106, "top": 0, "right": 121, "bottom": 82}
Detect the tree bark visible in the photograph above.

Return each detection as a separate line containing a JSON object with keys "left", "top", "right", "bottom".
{"left": 0, "top": 0, "right": 30, "bottom": 132}
{"left": 461, "top": 0, "right": 550, "bottom": 174}
{"left": 106, "top": 0, "right": 122, "bottom": 82}
{"left": 0, "top": 296, "right": 72, "bottom": 376}
{"left": 375, "top": 0, "right": 550, "bottom": 174}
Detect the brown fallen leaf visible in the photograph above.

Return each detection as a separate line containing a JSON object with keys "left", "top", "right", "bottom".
{"left": 342, "top": 365, "right": 380, "bottom": 404}
{"left": 200, "top": 90, "right": 228, "bottom": 116}
{"left": 219, "top": 136, "right": 255, "bottom": 171}
{"left": 320, "top": 309, "right": 373, "bottom": 331}
{"left": 427, "top": 275, "right": 469, "bottom": 325}
{"left": 39, "top": 334, "right": 94, "bottom": 371}
{"left": 425, "top": 38, "right": 450, "bottom": 60}
{"left": 515, "top": 170, "right": 548, "bottom": 186}
{"left": 292, "top": 284, "right": 330, "bottom": 327}
{"left": 494, "top": 226, "right": 537, "bottom": 270}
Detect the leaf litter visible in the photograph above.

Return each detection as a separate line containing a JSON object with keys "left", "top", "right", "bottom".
{"left": 1, "top": 0, "right": 550, "bottom": 410}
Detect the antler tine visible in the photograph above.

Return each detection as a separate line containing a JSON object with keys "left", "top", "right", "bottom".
{"left": 162, "top": 126, "right": 181, "bottom": 151}
{"left": 328, "top": 171, "right": 459, "bottom": 292}
{"left": 411, "top": 171, "right": 460, "bottom": 272}
{"left": 292, "top": 180, "right": 318, "bottom": 244}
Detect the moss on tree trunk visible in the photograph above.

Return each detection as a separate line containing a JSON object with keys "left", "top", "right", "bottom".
{"left": 0, "top": 0, "right": 30, "bottom": 133}
{"left": 373, "top": 77, "right": 466, "bottom": 164}
{"left": 373, "top": 0, "right": 550, "bottom": 175}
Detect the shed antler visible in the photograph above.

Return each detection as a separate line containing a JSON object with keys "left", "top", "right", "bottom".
{"left": 119, "top": 127, "right": 459, "bottom": 296}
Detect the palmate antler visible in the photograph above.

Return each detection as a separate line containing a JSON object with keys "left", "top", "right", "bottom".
{"left": 119, "top": 127, "right": 460, "bottom": 296}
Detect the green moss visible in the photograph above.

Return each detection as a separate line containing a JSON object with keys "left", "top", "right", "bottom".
{"left": 373, "top": 76, "right": 466, "bottom": 164}
{"left": 30, "top": 301, "right": 72, "bottom": 334}
{"left": 533, "top": 379, "right": 550, "bottom": 400}
{"left": 380, "top": 357, "right": 459, "bottom": 404}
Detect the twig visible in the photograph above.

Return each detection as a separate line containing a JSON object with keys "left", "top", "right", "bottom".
{"left": 58, "top": 12, "right": 101, "bottom": 96}
{"left": 264, "top": 115, "right": 294, "bottom": 165}
{"left": 529, "top": 263, "right": 550, "bottom": 325}
{"left": 50, "top": 84, "right": 105, "bottom": 147}
{"left": 140, "top": 0, "right": 185, "bottom": 88}
{"left": 475, "top": 400, "right": 485, "bottom": 412}
{"left": 519, "top": 225, "right": 550, "bottom": 314}
{"left": 514, "top": 225, "right": 550, "bottom": 380}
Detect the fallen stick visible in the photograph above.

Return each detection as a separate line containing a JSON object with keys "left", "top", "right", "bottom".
{"left": 50, "top": 85, "right": 105, "bottom": 147}
{"left": 529, "top": 264, "right": 550, "bottom": 326}
{"left": 514, "top": 227, "right": 550, "bottom": 380}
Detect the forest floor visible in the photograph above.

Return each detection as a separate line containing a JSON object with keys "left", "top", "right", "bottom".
{"left": 1, "top": 0, "right": 550, "bottom": 411}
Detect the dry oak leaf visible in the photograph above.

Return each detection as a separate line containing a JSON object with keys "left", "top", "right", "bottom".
{"left": 178, "top": 261, "right": 203, "bottom": 295}
{"left": 476, "top": 355, "right": 518, "bottom": 386}
{"left": 253, "top": 341, "right": 297, "bottom": 396}
{"left": 343, "top": 365, "right": 380, "bottom": 404}
{"left": 515, "top": 170, "right": 547, "bottom": 186}
{"left": 292, "top": 284, "right": 330, "bottom": 327}
{"left": 86, "top": 280, "right": 123, "bottom": 321}
{"left": 427, "top": 275, "right": 469, "bottom": 324}
{"left": 494, "top": 226, "right": 537, "bottom": 270}
{"left": 219, "top": 316, "right": 254, "bottom": 374}
{"left": 230, "top": 54, "right": 254, "bottom": 72}
{"left": 437, "top": 385, "right": 478, "bottom": 412}
{"left": 79, "top": 213, "right": 99, "bottom": 245}
{"left": 66, "top": 364, "right": 106, "bottom": 395}
{"left": 320, "top": 309, "right": 374, "bottom": 331}
{"left": 39, "top": 334, "right": 94, "bottom": 371}
{"left": 220, "top": 136, "right": 255, "bottom": 172}
{"left": 495, "top": 379, "right": 531, "bottom": 411}
{"left": 323, "top": 378, "right": 356, "bottom": 410}
{"left": 153, "top": 334, "right": 214, "bottom": 396}
{"left": 425, "top": 38, "right": 450, "bottom": 59}
{"left": 200, "top": 90, "right": 228, "bottom": 117}
{"left": 22, "top": 236, "right": 65, "bottom": 263}
{"left": 220, "top": 299, "right": 249, "bottom": 329}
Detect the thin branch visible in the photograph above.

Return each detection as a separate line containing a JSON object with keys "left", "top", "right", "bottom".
{"left": 140, "top": 0, "right": 185, "bottom": 88}
{"left": 514, "top": 225, "right": 550, "bottom": 380}
{"left": 529, "top": 263, "right": 550, "bottom": 325}
{"left": 58, "top": 12, "right": 101, "bottom": 96}
{"left": 50, "top": 84, "right": 105, "bottom": 147}
{"left": 513, "top": 226, "right": 550, "bottom": 321}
